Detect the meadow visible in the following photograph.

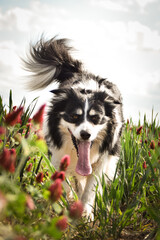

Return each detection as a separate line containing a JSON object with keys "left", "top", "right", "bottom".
{"left": 0, "top": 91, "right": 160, "bottom": 240}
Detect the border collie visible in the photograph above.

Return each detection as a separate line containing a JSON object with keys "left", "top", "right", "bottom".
{"left": 24, "top": 36, "right": 123, "bottom": 219}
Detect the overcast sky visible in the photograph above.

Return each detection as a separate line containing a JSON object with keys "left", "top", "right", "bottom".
{"left": 0, "top": 0, "right": 160, "bottom": 123}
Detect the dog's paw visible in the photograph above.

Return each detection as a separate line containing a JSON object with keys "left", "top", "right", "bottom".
{"left": 83, "top": 204, "right": 94, "bottom": 221}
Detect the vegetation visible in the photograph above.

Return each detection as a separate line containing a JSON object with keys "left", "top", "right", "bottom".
{"left": 0, "top": 91, "right": 160, "bottom": 240}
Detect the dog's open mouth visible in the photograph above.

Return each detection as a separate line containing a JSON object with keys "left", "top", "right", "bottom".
{"left": 68, "top": 129, "right": 92, "bottom": 176}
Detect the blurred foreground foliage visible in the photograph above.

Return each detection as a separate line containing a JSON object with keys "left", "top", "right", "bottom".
{"left": 0, "top": 91, "right": 160, "bottom": 240}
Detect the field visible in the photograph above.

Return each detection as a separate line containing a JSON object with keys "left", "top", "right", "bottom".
{"left": 0, "top": 91, "right": 160, "bottom": 240}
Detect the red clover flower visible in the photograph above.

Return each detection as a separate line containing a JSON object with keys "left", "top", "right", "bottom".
{"left": 32, "top": 104, "right": 46, "bottom": 126}
{"left": 36, "top": 172, "right": 44, "bottom": 183}
{"left": 48, "top": 179, "right": 62, "bottom": 202}
{"left": 60, "top": 155, "right": 70, "bottom": 171}
{"left": 56, "top": 216, "right": 68, "bottom": 231}
{"left": 69, "top": 200, "right": 84, "bottom": 219}
{"left": 136, "top": 126, "right": 142, "bottom": 135}
{"left": 51, "top": 171, "right": 65, "bottom": 181}
{"left": 5, "top": 107, "right": 23, "bottom": 126}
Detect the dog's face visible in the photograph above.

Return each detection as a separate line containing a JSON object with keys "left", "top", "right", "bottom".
{"left": 61, "top": 91, "right": 107, "bottom": 142}
{"left": 52, "top": 87, "right": 117, "bottom": 176}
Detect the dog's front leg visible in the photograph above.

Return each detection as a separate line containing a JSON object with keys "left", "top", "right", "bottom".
{"left": 81, "top": 174, "right": 97, "bottom": 220}
{"left": 81, "top": 154, "right": 119, "bottom": 220}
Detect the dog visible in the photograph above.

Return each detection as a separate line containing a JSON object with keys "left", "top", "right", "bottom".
{"left": 24, "top": 36, "right": 124, "bottom": 219}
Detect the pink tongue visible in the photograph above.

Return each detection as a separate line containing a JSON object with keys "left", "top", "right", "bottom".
{"left": 76, "top": 141, "right": 92, "bottom": 176}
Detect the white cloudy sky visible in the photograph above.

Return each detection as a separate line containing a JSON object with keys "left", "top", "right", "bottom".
{"left": 0, "top": 0, "right": 160, "bottom": 123}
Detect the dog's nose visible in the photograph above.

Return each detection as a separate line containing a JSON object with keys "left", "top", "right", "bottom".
{"left": 80, "top": 130, "right": 91, "bottom": 140}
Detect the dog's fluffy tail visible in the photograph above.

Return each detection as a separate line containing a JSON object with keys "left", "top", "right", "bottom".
{"left": 23, "top": 36, "right": 82, "bottom": 90}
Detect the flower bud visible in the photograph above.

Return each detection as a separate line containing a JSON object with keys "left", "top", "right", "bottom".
{"left": 36, "top": 172, "right": 44, "bottom": 183}
{"left": 0, "top": 148, "right": 16, "bottom": 173}
{"left": 32, "top": 104, "right": 46, "bottom": 126}
{"left": 150, "top": 140, "right": 155, "bottom": 150}
{"left": 51, "top": 171, "right": 65, "bottom": 181}
{"left": 69, "top": 200, "right": 84, "bottom": 219}
{"left": 48, "top": 179, "right": 62, "bottom": 202}
{"left": 136, "top": 126, "right": 142, "bottom": 135}
{"left": 56, "top": 216, "right": 68, "bottom": 231}
{"left": 26, "top": 163, "right": 32, "bottom": 172}
{"left": 5, "top": 107, "right": 23, "bottom": 126}
{"left": 60, "top": 155, "right": 70, "bottom": 171}
{"left": 143, "top": 161, "right": 147, "bottom": 169}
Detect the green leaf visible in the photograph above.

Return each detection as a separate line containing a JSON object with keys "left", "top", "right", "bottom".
{"left": 9, "top": 89, "right": 13, "bottom": 112}
{"left": 35, "top": 139, "right": 48, "bottom": 153}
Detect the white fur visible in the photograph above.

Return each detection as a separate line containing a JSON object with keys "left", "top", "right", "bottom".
{"left": 74, "top": 79, "right": 99, "bottom": 92}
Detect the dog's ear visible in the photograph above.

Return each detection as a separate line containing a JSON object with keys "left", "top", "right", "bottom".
{"left": 50, "top": 89, "right": 67, "bottom": 95}
{"left": 50, "top": 89, "right": 70, "bottom": 100}
{"left": 94, "top": 92, "right": 121, "bottom": 105}
{"left": 23, "top": 36, "right": 82, "bottom": 90}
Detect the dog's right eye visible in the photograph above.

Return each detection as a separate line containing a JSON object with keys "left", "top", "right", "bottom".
{"left": 71, "top": 114, "right": 80, "bottom": 120}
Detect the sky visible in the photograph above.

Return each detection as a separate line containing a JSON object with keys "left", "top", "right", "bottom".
{"left": 0, "top": 0, "right": 160, "bottom": 123}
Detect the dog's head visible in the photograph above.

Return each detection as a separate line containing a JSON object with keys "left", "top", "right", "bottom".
{"left": 50, "top": 83, "right": 120, "bottom": 176}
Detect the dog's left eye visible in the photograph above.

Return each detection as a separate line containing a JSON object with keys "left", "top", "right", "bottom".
{"left": 90, "top": 115, "right": 100, "bottom": 124}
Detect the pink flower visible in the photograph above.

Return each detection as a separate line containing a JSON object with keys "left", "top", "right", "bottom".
{"left": 60, "top": 155, "right": 70, "bottom": 171}
{"left": 32, "top": 104, "right": 46, "bottom": 126}
{"left": 48, "top": 179, "right": 62, "bottom": 202}
{"left": 136, "top": 126, "right": 142, "bottom": 135}
{"left": 56, "top": 216, "right": 68, "bottom": 231}
{"left": 143, "top": 161, "right": 147, "bottom": 169}
{"left": 0, "top": 148, "right": 16, "bottom": 173}
{"left": 36, "top": 172, "right": 44, "bottom": 183}
{"left": 69, "top": 200, "right": 84, "bottom": 219}
{"left": 26, "top": 163, "right": 32, "bottom": 172}
{"left": 51, "top": 171, "right": 65, "bottom": 181}
{"left": 150, "top": 140, "right": 155, "bottom": 150}
{"left": 5, "top": 107, "right": 23, "bottom": 126}
{"left": 26, "top": 195, "right": 35, "bottom": 210}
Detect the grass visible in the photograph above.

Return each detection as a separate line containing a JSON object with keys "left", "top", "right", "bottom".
{"left": 0, "top": 91, "right": 160, "bottom": 240}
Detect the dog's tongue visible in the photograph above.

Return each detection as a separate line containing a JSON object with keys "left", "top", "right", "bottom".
{"left": 76, "top": 141, "right": 92, "bottom": 176}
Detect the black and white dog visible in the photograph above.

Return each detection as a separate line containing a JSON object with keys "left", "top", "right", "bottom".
{"left": 24, "top": 36, "right": 123, "bottom": 218}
